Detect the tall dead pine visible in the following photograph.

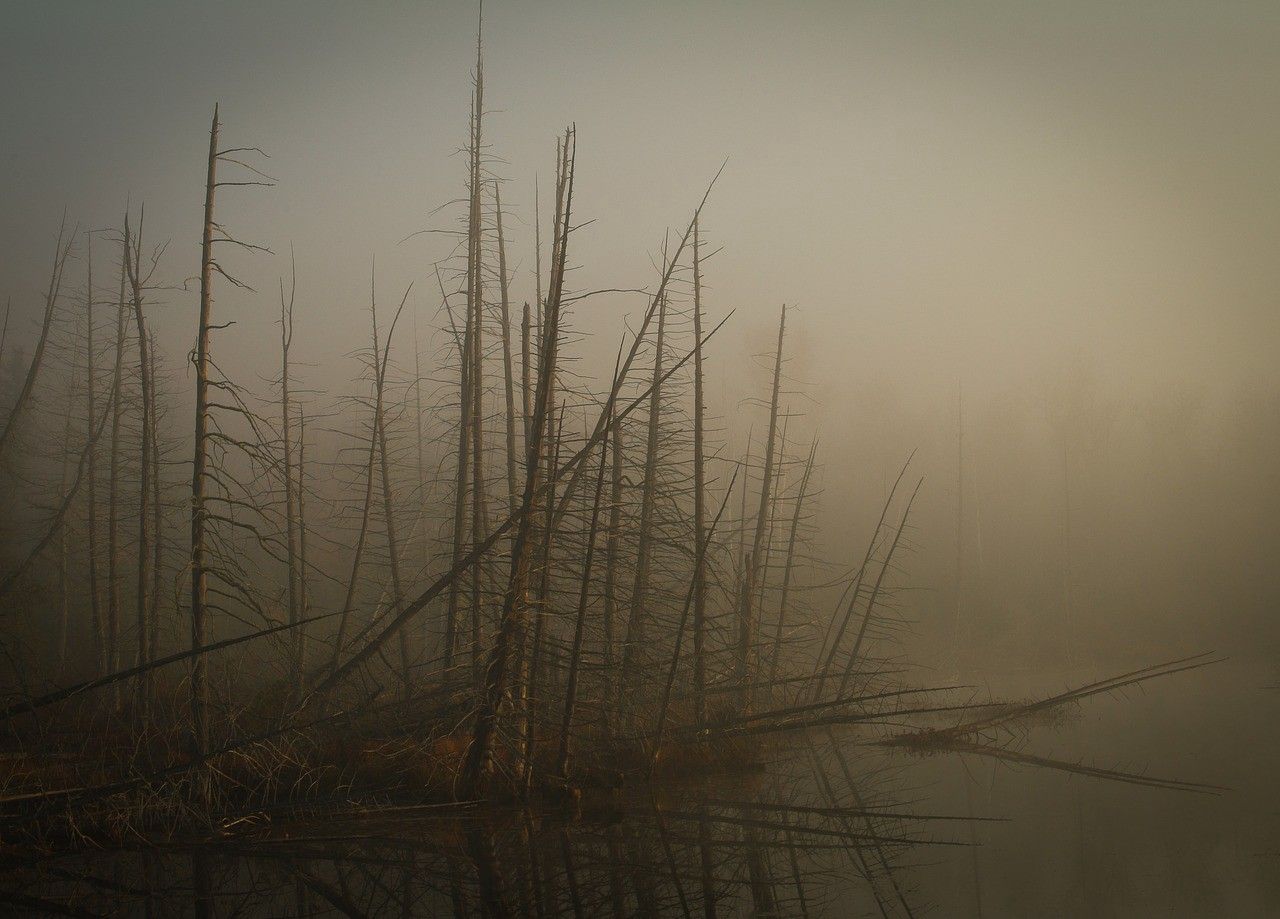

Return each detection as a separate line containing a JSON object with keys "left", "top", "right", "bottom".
{"left": 190, "top": 105, "right": 220, "bottom": 790}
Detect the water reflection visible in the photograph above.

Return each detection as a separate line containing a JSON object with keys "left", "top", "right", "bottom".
{"left": 6, "top": 663, "right": 1275, "bottom": 917}
{"left": 3, "top": 728, "right": 966, "bottom": 917}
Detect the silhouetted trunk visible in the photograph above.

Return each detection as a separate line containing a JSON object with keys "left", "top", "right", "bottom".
{"left": 297, "top": 408, "right": 309, "bottom": 659}
{"left": 770, "top": 439, "right": 816, "bottom": 682}
{"left": 521, "top": 301, "right": 533, "bottom": 442}
{"left": 125, "top": 211, "right": 154, "bottom": 715}
{"left": 556, "top": 415, "right": 608, "bottom": 778}
{"left": 84, "top": 234, "right": 102, "bottom": 678}
{"left": 523, "top": 404, "right": 562, "bottom": 789}
{"left": 741, "top": 305, "right": 786, "bottom": 706}
{"left": 190, "top": 105, "right": 220, "bottom": 795}
{"left": 280, "top": 265, "right": 301, "bottom": 692}
{"left": 56, "top": 354, "right": 77, "bottom": 674}
{"left": 332, "top": 375, "right": 379, "bottom": 675}
{"left": 619, "top": 280, "right": 668, "bottom": 719}
{"left": 495, "top": 181, "right": 519, "bottom": 513}
{"left": 104, "top": 229, "right": 127, "bottom": 679}
{"left": 147, "top": 331, "right": 162, "bottom": 671}
{"left": 0, "top": 217, "right": 74, "bottom": 457}
{"left": 599, "top": 420, "right": 624, "bottom": 736}
{"left": 691, "top": 215, "right": 708, "bottom": 727}
{"left": 460, "top": 128, "right": 574, "bottom": 799}
{"left": 370, "top": 280, "right": 410, "bottom": 691}
{"left": 466, "top": 31, "right": 490, "bottom": 681}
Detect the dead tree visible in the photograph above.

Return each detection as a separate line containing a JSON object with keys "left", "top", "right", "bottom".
{"left": 494, "top": 181, "right": 519, "bottom": 514}
{"left": 460, "top": 126, "right": 575, "bottom": 799}
{"left": 145, "top": 329, "right": 163, "bottom": 673}
{"left": 741, "top": 305, "right": 786, "bottom": 705}
{"left": 55, "top": 330, "right": 81, "bottom": 674}
{"left": 124, "top": 210, "right": 155, "bottom": 713}
{"left": 465, "top": 17, "right": 491, "bottom": 680}
{"left": 618, "top": 274, "right": 669, "bottom": 719}
{"left": 279, "top": 259, "right": 301, "bottom": 690}
{"left": 189, "top": 104, "right": 273, "bottom": 792}
{"left": 0, "top": 217, "right": 75, "bottom": 458}
{"left": 555, "top": 405, "right": 610, "bottom": 778}
{"left": 83, "top": 232, "right": 103, "bottom": 675}
{"left": 769, "top": 439, "right": 817, "bottom": 682}
{"left": 371, "top": 276, "right": 413, "bottom": 691}
{"left": 691, "top": 215, "right": 708, "bottom": 727}
{"left": 190, "top": 106, "right": 220, "bottom": 781}
{"left": 104, "top": 225, "right": 128, "bottom": 679}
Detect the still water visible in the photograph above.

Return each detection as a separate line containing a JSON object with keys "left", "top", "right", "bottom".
{"left": 3, "top": 662, "right": 1273, "bottom": 917}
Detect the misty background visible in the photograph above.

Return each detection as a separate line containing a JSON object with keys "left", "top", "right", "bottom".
{"left": 3, "top": 0, "right": 1278, "bottom": 671}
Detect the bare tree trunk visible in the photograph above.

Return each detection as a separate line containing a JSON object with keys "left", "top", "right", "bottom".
{"left": 741, "top": 305, "right": 786, "bottom": 706}
{"left": 599, "top": 419, "right": 624, "bottom": 736}
{"left": 297, "top": 408, "right": 309, "bottom": 661}
{"left": 56, "top": 349, "right": 77, "bottom": 676}
{"left": 619, "top": 281, "right": 667, "bottom": 717}
{"left": 534, "top": 176, "right": 543, "bottom": 360}
{"left": 370, "top": 278, "right": 411, "bottom": 693}
{"left": 147, "top": 330, "right": 162, "bottom": 673}
{"left": 84, "top": 234, "right": 102, "bottom": 680}
{"left": 690, "top": 215, "right": 708, "bottom": 728}
{"left": 280, "top": 262, "right": 301, "bottom": 693}
{"left": 769, "top": 439, "right": 816, "bottom": 682}
{"left": 190, "top": 105, "right": 220, "bottom": 795}
{"left": 0, "top": 385, "right": 113, "bottom": 604}
{"left": 653, "top": 466, "right": 739, "bottom": 758}
{"left": 0, "top": 299, "right": 10, "bottom": 371}
{"left": 556, "top": 410, "right": 609, "bottom": 779}
{"left": 522, "top": 404, "right": 562, "bottom": 790}
{"left": 466, "top": 26, "right": 491, "bottom": 684}
{"left": 494, "top": 182, "right": 519, "bottom": 514}
{"left": 125, "top": 211, "right": 154, "bottom": 715}
{"left": 445, "top": 267, "right": 473, "bottom": 673}
{"left": 104, "top": 228, "right": 127, "bottom": 679}
{"left": 520, "top": 301, "right": 532, "bottom": 442}
{"left": 0, "top": 217, "right": 74, "bottom": 457}
{"left": 460, "top": 128, "right": 574, "bottom": 799}
{"left": 413, "top": 315, "right": 427, "bottom": 556}
{"left": 736, "top": 550, "right": 756, "bottom": 709}
{"left": 332, "top": 376, "right": 379, "bottom": 674}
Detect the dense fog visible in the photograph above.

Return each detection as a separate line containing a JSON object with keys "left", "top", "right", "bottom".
{"left": 5, "top": 1, "right": 1276, "bottom": 673}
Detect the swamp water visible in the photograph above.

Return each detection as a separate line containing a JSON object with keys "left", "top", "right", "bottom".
{"left": 2, "top": 661, "right": 1273, "bottom": 917}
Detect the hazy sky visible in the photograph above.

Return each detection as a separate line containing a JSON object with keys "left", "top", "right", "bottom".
{"left": 3, "top": 0, "right": 1280, "bottom": 670}
{"left": 5, "top": 0, "right": 1279, "bottom": 400}
{"left": 5, "top": 0, "right": 1280, "bottom": 618}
